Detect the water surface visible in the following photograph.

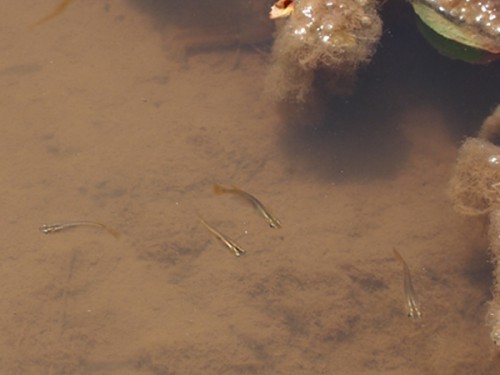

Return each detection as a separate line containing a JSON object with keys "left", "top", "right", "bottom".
{"left": 1, "top": 1, "right": 499, "bottom": 374}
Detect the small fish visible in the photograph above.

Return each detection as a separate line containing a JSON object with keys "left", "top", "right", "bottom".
{"left": 199, "top": 217, "right": 245, "bottom": 257}
{"left": 393, "top": 248, "right": 422, "bottom": 320}
{"left": 39, "top": 221, "right": 120, "bottom": 239}
{"left": 213, "top": 183, "right": 281, "bottom": 229}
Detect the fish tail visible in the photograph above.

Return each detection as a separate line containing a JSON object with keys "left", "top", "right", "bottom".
{"left": 104, "top": 226, "right": 121, "bottom": 239}
{"left": 32, "top": 0, "right": 75, "bottom": 27}
{"left": 213, "top": 183, "right": 227, "bottom": 195}
{"left": 230, "top": 184, "right": 242, "bottom": 192}
{"left": 393, "top": 248, "right": 404, "bottom": 263}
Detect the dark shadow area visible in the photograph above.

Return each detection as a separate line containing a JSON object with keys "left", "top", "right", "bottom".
{"left": 377, "top": 1, "right": 500, "bottom": 139}
{"left": 127, "top": 0, "right": 274, "bottom": 54}
{"left": 277, "top": 95, "right": 408, "bottom": 182}
{"left": 463, "top": 245, "right": 493, "bottom": 298}
{"left": 127, "top": 0, "right": 228, "bottom": 29}
{"left": 278, "top": 0, "right": 500, "bottom": 182}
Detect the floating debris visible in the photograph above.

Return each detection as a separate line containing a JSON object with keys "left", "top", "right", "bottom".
{"left": 270, "top": 0, "right": 295, "bottom": 19}
{"left": 410, "top": 0, "right": 500, "bottom": 62}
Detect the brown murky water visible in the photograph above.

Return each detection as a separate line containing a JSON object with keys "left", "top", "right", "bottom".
{"left": 1, "top": 1, "right": 500, "bottom": 374}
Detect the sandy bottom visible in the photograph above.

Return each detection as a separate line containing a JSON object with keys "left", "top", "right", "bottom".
{"left": 1, "top": 1, "right": 500, "bottom": 374}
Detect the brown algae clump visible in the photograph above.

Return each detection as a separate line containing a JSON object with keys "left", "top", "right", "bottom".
{"left": 449, "top": 137, "right": 500, "bottom": 216}
{"left": 487, "top": 209, "right": 500, "bottom": 345}
{"left": 449, "top": 105, "right": 500, "bottom": 346}
{"left": 266, "top": 0, "right": 382, "bottom": 102}
{"left": 450, "top": 106, "right": 500, "bottom": 216}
